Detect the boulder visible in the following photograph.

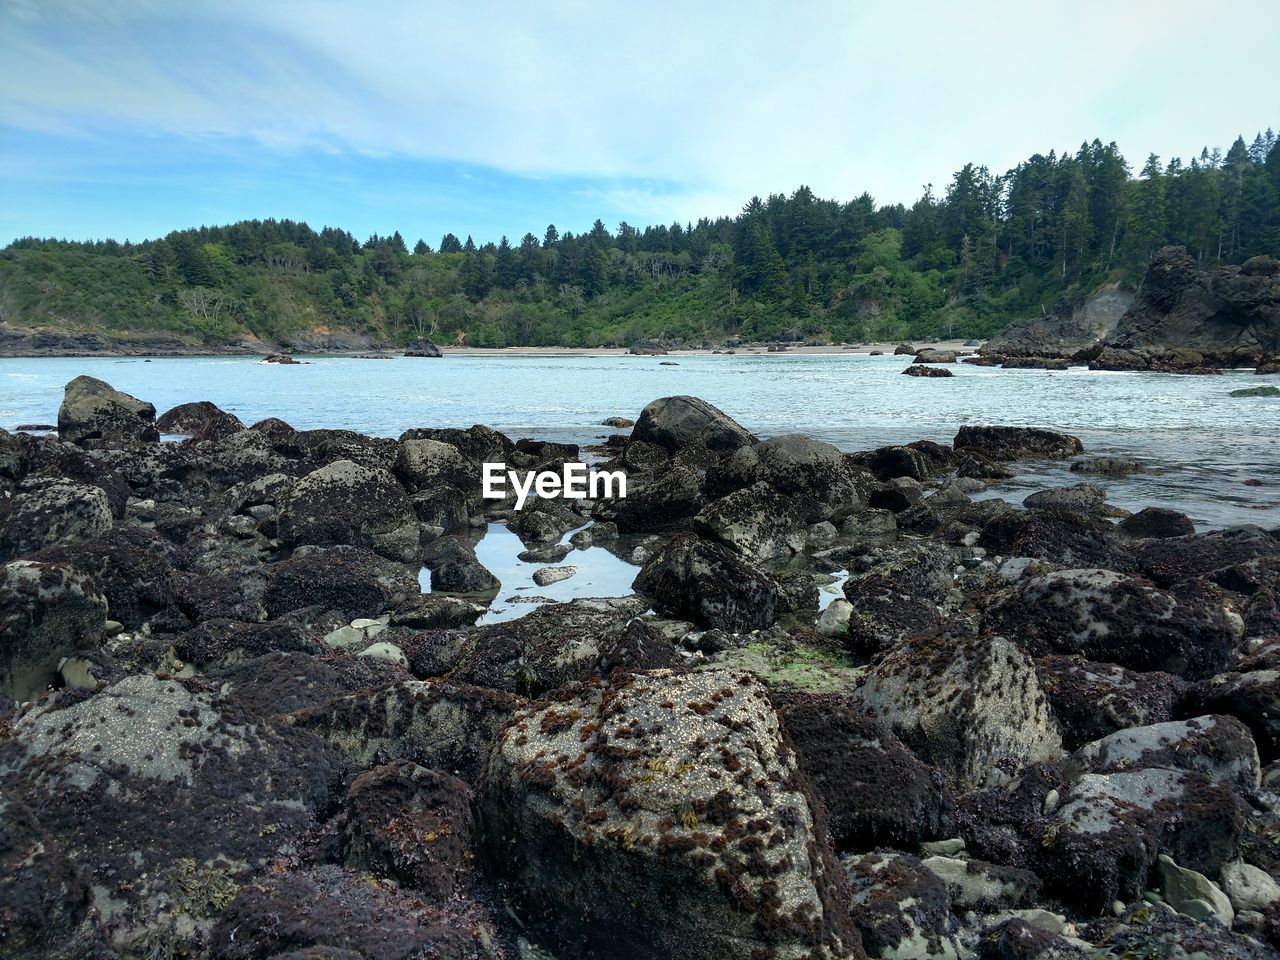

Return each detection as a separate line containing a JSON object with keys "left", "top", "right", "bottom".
{"left": 1185, "top": 670, "right": 1280, "bottom": 763}
{"left": 913, "top": 348, "right": 958, "bottom": 363}
{"left": 843, "top": 851, "right": 963, "bottom": 960}
{"left": 388, "top": 594, "right": 485, "bottom": 630}
{"left": 1022, "top": 483, "right": 1108, "bottom": 515}
{"left": 920, "top": 856, "right": 1040, "bottom": 910}
{"left": 1073, "top": 715, "right": 1261, "bottom": 790}
{"left": 694, "top": 481, "right": 809, "bottom": 561}
{"left": 1033, "top": 657, "right": 1186, "bottom": 751}
{"left": 842, "top": 540, "right": 959, "bottom": 656}
{"left": 56, "top": 375, "right": 158, "bottom": 446}
{"left": 480, "top": 668, "right": 862, "bottom": 960}
{"left": 1135, "top": 526, "right": 1279, "bottom": 589}
{"left": 1221, "top": 862, "right": 1280, "bottom": 914}
{"left": 776, "top": 691, "right": 955, "bottom": 850}
{"left": 983, "top": 568, "right": 1242, "bottom": 679}
{"left": 707, "top": 433, "right": 865, "bottom": 520}
{"left": 340, "top": 762, "right": 473, "bottom": 899}
{"left": 855, "top": 633, "right": 1063, "bottom": 789}
{"left": 893, "top": 343, "right": 917, "bottom": 355}
{"left": 1120, "top": 506, "right": 1196, "bottom": 539}
{"left": 1070, "top": 456, "right": 1141, "bottom": 477}
{"left": 0, "top": 559, "right": 107, "bottom": 701}
{"left": 902, "top": 364, "right": 954, "bottom": 377}
{"left": 277, "top": 459, "right": 419, "bottom": 562}
{"left": 954, "top": 426, "right": 1083, "bottom": 461}
{"left": 0, "top": 480, "right": 113, "bottom": 561}
{"left": 629, "top": 339, "right": 668, "bottom": 355}
{"left": 394, "top": 438, "right": 477, "bottom": 495}
{"left": 633, "top": 533, "right": 784, "bottom": 632}
{"left": 156, "top": 400, "right": 244, "bottom": 438}
{"left": 290, "top": 679, "right": 519, "bottom": 789}
{"left": 404, "top": 337, "right": 442, "bottom": 357}
{"left": 423, "top": 536, "right": 500, "bottom": 594}
{"left": 631, "top": 395, "right": 756, "bottom": 454}
{"left": 1044, "top": 767, "right": 1244, "bottom": 912}
{"left": 3, "top": 674, "right": 334, "bottom": 955}
{"left": 262, "top": 546, "right": 417, "bottom": 620}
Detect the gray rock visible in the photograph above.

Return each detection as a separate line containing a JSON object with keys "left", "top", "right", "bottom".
{"left": 1074, "top": 716, "right": 1261, "bottom": 790}
{"left": 631, "top": 395, "right": 756, "bottom": 454}
{"left": 922, "top": 855, "right": 1040, "bottom": 910}
{"left": 57, "top": 375, "right": 158, "bottom": 446}
{"left": 856, "top": 633, "right": 1062, "bottom": 789}
{"left": 816, "top": 599, "right": 853, "bottom": 636}
{"left": 0, "top": 480, "right": 113, "bottom": 561}
{"left": 1, "top": 559, "right": 107, "bottom": 701}
{"left": 1220, "top": 861, "right": 1280, "bottom": 913}
{"left": 531, "top": 565, "right": 576, "bottom": 587}
{"left": 482, "top": 669, "right": 859, "bottom": 959}
{"left": 1157, "top": 855, "right": 1234, "bottom": 926}
{"left": 278, "top": 459, "right": 419, "bottom": 562}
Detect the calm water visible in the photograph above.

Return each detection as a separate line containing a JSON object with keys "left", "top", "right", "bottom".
{"left": 2, "top": 353, "right": 1277, "bottom": 529}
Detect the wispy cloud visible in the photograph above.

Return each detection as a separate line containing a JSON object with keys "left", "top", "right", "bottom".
{"left": 2, "top": 0, "right": 1277, "bottom": 240}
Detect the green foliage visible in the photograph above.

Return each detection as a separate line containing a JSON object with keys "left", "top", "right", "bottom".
{"left": 3, "top": 130, "right": 1277, "bottom": 347}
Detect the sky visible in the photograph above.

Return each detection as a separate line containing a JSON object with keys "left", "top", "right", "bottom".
{"left": 1, "top": 0, "right": 1278, "bottom": 247}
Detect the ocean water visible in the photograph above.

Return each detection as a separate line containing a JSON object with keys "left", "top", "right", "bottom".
{"left": 2, "top": 352, "right": 1278, "bottom": 530}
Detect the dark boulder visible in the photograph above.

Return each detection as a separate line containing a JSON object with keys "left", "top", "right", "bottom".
{"left": 842, "top": 540, "right": 959, "bottom": 657}
{"left": 1184, "top": 670, "right": 1280, "bottom": 763}
{"left": 913, "top": 348, "right": 957, "bottom": 363}
{"left": 955, "top": 425, "right": 1083, "bottom": 461}
{"left": 631, "top": 395, "right": 756, "bottom": 454}
{"left": 1135, "top": 526, "right": 1279, "bottom": 588}
{"left": 985, "top": 568, "right": 1241, "bottom": 679}
{"left": 263, "top": 546, "right": 417, "bottom": 620}
{"left": 633, "top": 533, "right": 784, "bottom": 632}
{"left": 156, "top": 400, "right": 244, "bottom": 438}
{"left": 902, "top": 364, "right": 953, "bottom": 377}
{"left": 404, "top": 337, "right": 442, "bottom": 357}
{"left": 277, "top": 459, "right": 419, "bottom": 562}
{"left": 843, "top": 851, "right": 962, "bottom": 960}
{"left": 56, "top": 375, "right": 158, "bottom": 446}
{"left": 776, "top": 691, "right": 955, "bottom": 850}
{"left": 422, "top": 536, "right": 499, "bottom": 594}
{"left": 1034, "top": 656, "right": 1187, "bottom": 751}
{"left": 628, "top": 339, "right": 668, "bottom": 355}
{"left": 0, "top": 480, "right": 113, "bottom": 561}
{"left": 1120, "top": 506, "right": 1196, "bottom": 539}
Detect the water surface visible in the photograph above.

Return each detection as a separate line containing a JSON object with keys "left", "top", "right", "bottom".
{"left": 3, "top": 353, "right": 1277, "bottom": 529}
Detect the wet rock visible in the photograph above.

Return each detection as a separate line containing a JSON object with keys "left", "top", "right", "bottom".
{"left": 448, "top": 597, "right": 670, "bottom": 696}
{"left": 156, "top": 400, "right": 244, "bottom": 438}
{"left": 404, "top": 337, "right": 442, "bottom": 356}
{"left": 517, "top": 541, "right": 572, "bottom": 563}
{"left": 4, "top": 674, "right": 334, "bottom": 955}
{"left": 921, "top": 856, "right": 1040, "bottom": 910}
{"left": 531, "top": 564, "right": 576, "bottom": 586}
{"left": 631, "top": 395, "right": 756, "bottom": 454}
{"left": 856, "top": 633, "right": 1063, "bottom": 789}
{"left": 1070, "top": 456, "right": 1141, "bottom": 476}
{"left": 602, "top": 416, "right": 635, "bottom": 428}
{"left": 633, "top": 532, "right": 784, "bottom": 632}
{"left": 1034, "top": 657, "right": 1186, "bottom": 751}
{"left": 340, "top": 762, "right": 473, "bottom": 899}
{"left": 838, "top": 507, "right": 898, "bottom": 540}
{"left": 0, "top": 559, "right": 107, "bottom": 701}
{"left": 1044, "top": 768, "right": 1244, "bottom": 912}
{"left": 207, "top": 866, "right": 494, "bottom": 960}
{"left": 816, "top": 599, "right": 854, "bottom": 637}
{"left": 707, "top": 433, "right": 866, "bottom": 521}
{"left": 506, "top": 498, "right": 582, "bottom": 544}
{"left": 776, "top": 691, "right": 955, "bottom": 850}
{"left": 291, "top": 679, "right": 519, "bottom": 788}
{"left": 975, "top": 917, "right": 1086, "bottom": 960}
{"left": 1074, "top": 716, "right": 1261, "bottom": 790}
{"left": 394, "top": 438, "right": 477, "bottom": 495}
{"left": 263, "top": 546, "right": 418, "bottom": 620}
{"left": 605, "top": 458, "right": 708, "bottom": 532}
{"left": 983, "top": 568, "right": 1241, "bottom": 679}
{"left": 1089, "top": 903, "right": 1275, "bottom": 959}
{"left": 1120, "top": 506, "right": 1196, "bottom": 539}
{"left": 388, "top": 593, "right": 485, "bottom": 630}
{"left": 1022, "top": 483, "right": 1107, "bottom": 515}
{"left": 979, "top": 507, "right": 1137, "bottom": 572}
{"left": 0, "top": 479, "right": 114, "bottom": 560}
{"left": 894, "top": 343, "right": 917, "bottom": 355}
{"left": 1221, "top": 862, "right": 1280, "bottom": 914}
{"left": 1157, "top": 855, "right": 1234, "bottom": 926}
{"left": 481, "top": 668, "right": 862, "bottom": 960}
{"left": 423, "top": 536, "right": 500, "bottom": 594}
{"left": 694, "top": 481, "right": 809, "bottom": 560}
{"left": 903, "top": 364, "right": 954, "bottom": 377}
{"left": 212, "top": 650, "right": 403, "bottom": 719}
{"left": 57, "top": 375, "right": 159, "bottom": 446}
{"left": 851, "top": 444, "right": 936, "bottom": 482}
{"left": 172, "top": 615, "right": 327, "bottom": 669}
{"left": 278, "top": 459, "right": 419, "bottom": 562}
{"left": 1185, "top": 670, "right": 1280, "bottom": 763}
{"left": 842, "top": 540, "right": 959, "bottom": 656}
{"left": 956, "top": 452, "right": 1015, "bottom": 480}
{"left": 1135, "top": 526, "right": 1279, "bottom": 589}
{"left": 843, "top": 851, "right": 963, "bottom": 959}
{"left": 954, "top": 426, "right": 1083, "bottom": 461}
{"left": 914, "top": 348, "right": 958, "bottom": 363}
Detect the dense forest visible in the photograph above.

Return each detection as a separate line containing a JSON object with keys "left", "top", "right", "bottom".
{"left": 2, "top": 132, "right": 1278, "bottom": 348}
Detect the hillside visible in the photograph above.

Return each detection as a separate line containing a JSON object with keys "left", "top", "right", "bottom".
{"left": 2, "top": 133, "right": 1278, "bottom": 354}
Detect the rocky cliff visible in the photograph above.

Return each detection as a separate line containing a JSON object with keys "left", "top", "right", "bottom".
{"left": 979, "top": 284, "right": 1134, "bottom": 363}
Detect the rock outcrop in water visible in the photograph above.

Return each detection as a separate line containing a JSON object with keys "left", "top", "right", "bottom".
{"left": 3, "top": 380, "right": 1280, "bottom": 959}
{"left": 978, "top": 247, "right": 1280, "bottom": 372}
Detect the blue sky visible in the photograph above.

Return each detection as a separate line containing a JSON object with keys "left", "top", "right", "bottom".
{"left": 2, "top": 0, "right": 1278, "bottom": 247}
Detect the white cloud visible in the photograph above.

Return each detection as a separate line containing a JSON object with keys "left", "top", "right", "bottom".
{"left": 2, "top": 0, "right": 1277, "bottom": 222}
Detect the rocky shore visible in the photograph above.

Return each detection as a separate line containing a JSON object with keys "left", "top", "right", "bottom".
{"left": 977, "top": 247, "right": 1280, "bottom": 373}
{"left": 4, "top": 379, "right": 1280, "bottom": 959}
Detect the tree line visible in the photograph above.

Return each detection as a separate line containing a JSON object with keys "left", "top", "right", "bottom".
{"left": 2, "top": 131, "right": 1277, "bottom": 348}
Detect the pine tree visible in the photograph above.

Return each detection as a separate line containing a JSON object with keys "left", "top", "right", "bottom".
{"left": 1124, "top": 154, "right": 1167, "bottom": 264}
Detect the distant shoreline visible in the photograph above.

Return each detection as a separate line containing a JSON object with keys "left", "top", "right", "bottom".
{"left": 0, "top": 339, "right": 980, "bottom": 360}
